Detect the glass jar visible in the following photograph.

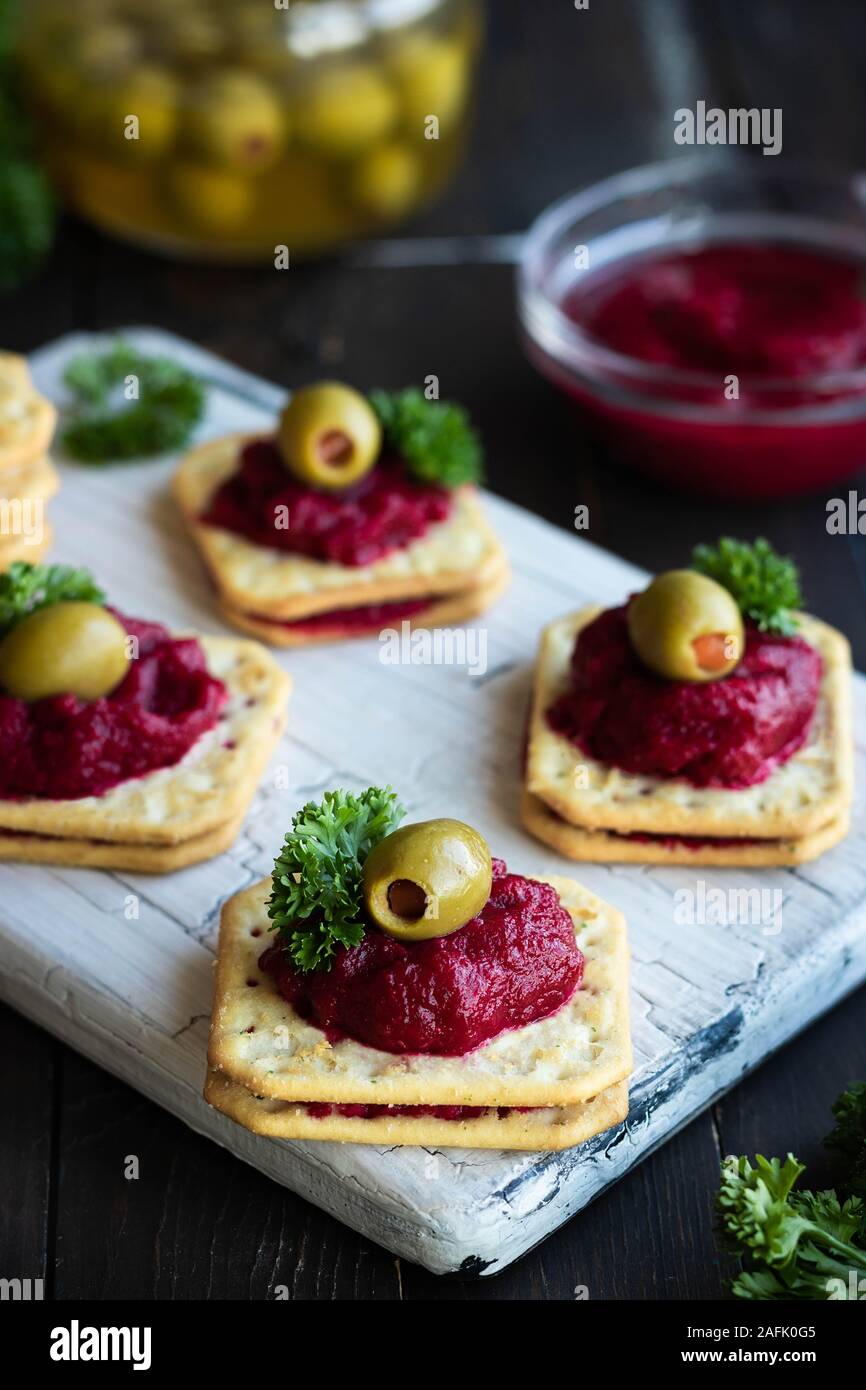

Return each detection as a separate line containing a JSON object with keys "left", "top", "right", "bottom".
{"left": 18, "top": 0, "right": 482, "bottom": 261}
{"left": 519, "top": 158, "right": 866, "bottom": 500}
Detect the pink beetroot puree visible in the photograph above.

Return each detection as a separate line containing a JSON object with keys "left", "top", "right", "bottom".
{"left": 253, "top": 596, "right": 434, "bottom": 634}
{"left": 0, "top": 613, "right": 226, "bottom": 800}
{"left": 305, "top": 1103, "right": 526, "bottom": 1119}
{"left": 534, "top": 241, "right": 866, "bottom": 500}
{"left": 260, "top": 859, "right": 584, "bottom": 1056}
{"left": 573, "top": 244, "right": 866, "bottom": 379}
{"left": 203, "top": 438, "right": 452, "bottom": 567}
{"left": 547, "top": 605, "right": 821, "bottom": 789}
{"left": 618, "top": 832, "right": 762, "bottom": 850}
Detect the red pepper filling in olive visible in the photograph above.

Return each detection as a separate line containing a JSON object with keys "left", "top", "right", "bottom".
{"left": 239, "top": 596, "right": 437, "bottom": 635}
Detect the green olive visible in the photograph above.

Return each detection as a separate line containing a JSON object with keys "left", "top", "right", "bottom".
{"left": 386, "top": 34, "right": 470, "bottom": 136}
{"left": 350, "top": 141, "right": 421, "bottom": 219}
{"left": 103, "top": 65, "right": 179, "bottom": 159}
{"left": 278, "top": 383, "right": 382, "bottom": 490}
{"left": 0, "top": 603, "right": 131, "bottom": 702}
{"left": 363, "top": 819, "right": 493, "bottom": 942}
{"left": 295, "top": 64, "right": 396, "bottom": 157}
{"left": 184, "top": 70, "right": 285, "bottom": 172}
{"left": 627, "top": 570, "right": 744, "bottom": 682}
{"left": 164, "top": 161, "right": 254, "bottom": 232}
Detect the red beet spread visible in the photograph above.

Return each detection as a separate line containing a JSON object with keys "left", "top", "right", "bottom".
{"left": 250, "top": 596, "right": 434, "bottom": 633}
{"left": 0, "top": 612, "right": 226, "bottom": 800}
{"left": 619, "top": 831, "right": 762, "bottom": 850}
{"left": 305, "top": 1103, "right": 530, "bottom": 1120}
{"left": 260, "top": 858, "right": 584, "bottom": 1057}
{"left": 547, "top": 604, "right": 821, "bottom": 789}
{"left": 574, "top": 244, "right": 866, "bottom": 378}
{"left": 545, "top": 805, "right": 765, "bottom": 850}
{"left": 202, "top": 438, "right": 452, "bottom": 567}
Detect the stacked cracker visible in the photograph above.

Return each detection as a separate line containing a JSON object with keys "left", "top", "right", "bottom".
{"left": 0, "top": 637, "right": 291, "bottom": 871}
{"left": 173, "top": 434, "right": 509, "bottom": 646}
{"left": 524, "top": 607, "right": 853, "bottom": 867}
{"left": 0, "top": 353, "right": 60, "bottom": 569}
{"left": 205, "top": 873, "right": 631, "bottom": 1150}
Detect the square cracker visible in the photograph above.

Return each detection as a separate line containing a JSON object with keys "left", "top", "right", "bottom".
{"left": 0, "top": 636, "right": 290, "bottom": 845}
{"left": 204, "top": 1070, "right": 629, "bottom": 1151}
{"left": 220, "top": 559, "right": 510, "bottom": 647}
{"left": 207, "top": 873, "right": 632, "bottom": 1108}
{"left": 0, "top": 358, "right": 57, "bottom": 472}
{"left": 0, "top": 524, "right": 53, "bottom": 570}
{"left": 0, "top": 812, "right": 246, "bottom": 872}
{"left": 0, "top": 352, "right": 33, "bottom": 393}
{"left": 0, "top": 455, "right": 60, "bottom": 505}
{"left": 527, "top": 608, "right": 853, "bottom": 840}
{"left": 522, "top": 790, "right": 850, "bottom": 867}
{"left": 173, "top": 433, "right": 508, "bottom": 620}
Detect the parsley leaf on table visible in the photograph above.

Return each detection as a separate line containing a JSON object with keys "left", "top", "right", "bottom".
{"left": 716, "top": 1089, "right": 866, "bottom": 1300}
{"left": 61, "top": 342, "right": 206, "bottom": 463}
{"left": 267, "top": 787, "right": 405, "bottom": 973}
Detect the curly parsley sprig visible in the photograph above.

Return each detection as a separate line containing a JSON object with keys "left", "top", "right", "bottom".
{"left": 825, "top": 1082, "right": 866, "bottom": 1201}
{"left": 692, "top": 537, "right": 802, "bottom": 635}
{"left": 61, "top": 342, "right": 205, "bottom": 463}
{"left": 267, "top": 787, "right": 405, "bottom": 973}
{"left": 369, "top": 387, "right": 483, "bottom": 488}
{"left": 0, "top": 4, "right": 56, "bottom": 292}
{"left": 0, "top": 157, "right": 55, "bottom": 293}
{"left": 717, "top": 1153, "right": 866, "bottom": 1300}
{"left": 0, "top": 561, "right": 104, "bottom": 638}
{"left": 716, "top": 1084, "right": 866, "bottom": 1300}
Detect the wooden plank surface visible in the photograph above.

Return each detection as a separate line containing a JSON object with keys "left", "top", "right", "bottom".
{"left": 2, "top": 0, "right": 865, "bottom": 1299}
{"left": 0, "top": 327, "right": 863, "bottom": 1280}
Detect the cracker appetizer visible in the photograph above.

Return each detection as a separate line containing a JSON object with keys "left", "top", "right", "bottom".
{"left": 0, "top": 562, "right": 290, "bottom": 870}
{"left": 0, "top": 352, "right": 60, "bottom": 571}
{"left": 206, "top": 787, "right": 631, "bottom": 1149}
{"left": 524, "top": 539, "right": 853, "bottom": 866}
{"left": 174, "top": 382, "right": 509, "bottom": 645}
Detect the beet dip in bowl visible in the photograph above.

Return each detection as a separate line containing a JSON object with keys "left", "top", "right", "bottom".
{"left": 517, "top": 158, "right": 866, "bottom": 499}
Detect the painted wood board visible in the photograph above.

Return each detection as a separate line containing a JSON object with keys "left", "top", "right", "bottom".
{"left": 0, "top": 328, "right": 863, "bottom": 1277}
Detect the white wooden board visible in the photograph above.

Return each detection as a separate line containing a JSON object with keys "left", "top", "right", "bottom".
{"left": 1, "top": 328, "right": 864, "bottom": 1277}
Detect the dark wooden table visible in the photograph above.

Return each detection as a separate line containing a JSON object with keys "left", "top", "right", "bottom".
{"left": 2, "top": 0, "right": 865, "bottom": 1300}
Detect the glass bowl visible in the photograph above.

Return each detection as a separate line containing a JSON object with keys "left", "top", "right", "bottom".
{"left": 517, "top": 157, "right": 866, "bottom": 499}
{"left": 18, "top": 0, "right": 482, "bottom": 262}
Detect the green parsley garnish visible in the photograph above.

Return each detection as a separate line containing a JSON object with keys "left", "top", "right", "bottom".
{"left": 692, "top": 537, "right": 802, "bottom": 635}
{"left": 0, "top": 561, "right": 104, "bottom": 638}
{"left": 825, "top": 1082, "right": 866, "bottom": 1201}
{"left": 0, "top": 157, "right": 55, "bottom": 293}
{"left": 369, "top": 387, "right": 483, "bottom": 488}
{"left": 61, "top": 342, "right": 206, "bottom": 463}
{"left": 0, "top": 6, "right": 56, "bottom": 292}
{"left": 267, "top": 787, "right": 405, "bottom": 973}
{"left": 718, "top": 1154, "right": 866, "bottom": 1300}
{"left": 716, "top": 1084, "right": 866, "bottom": 1300}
